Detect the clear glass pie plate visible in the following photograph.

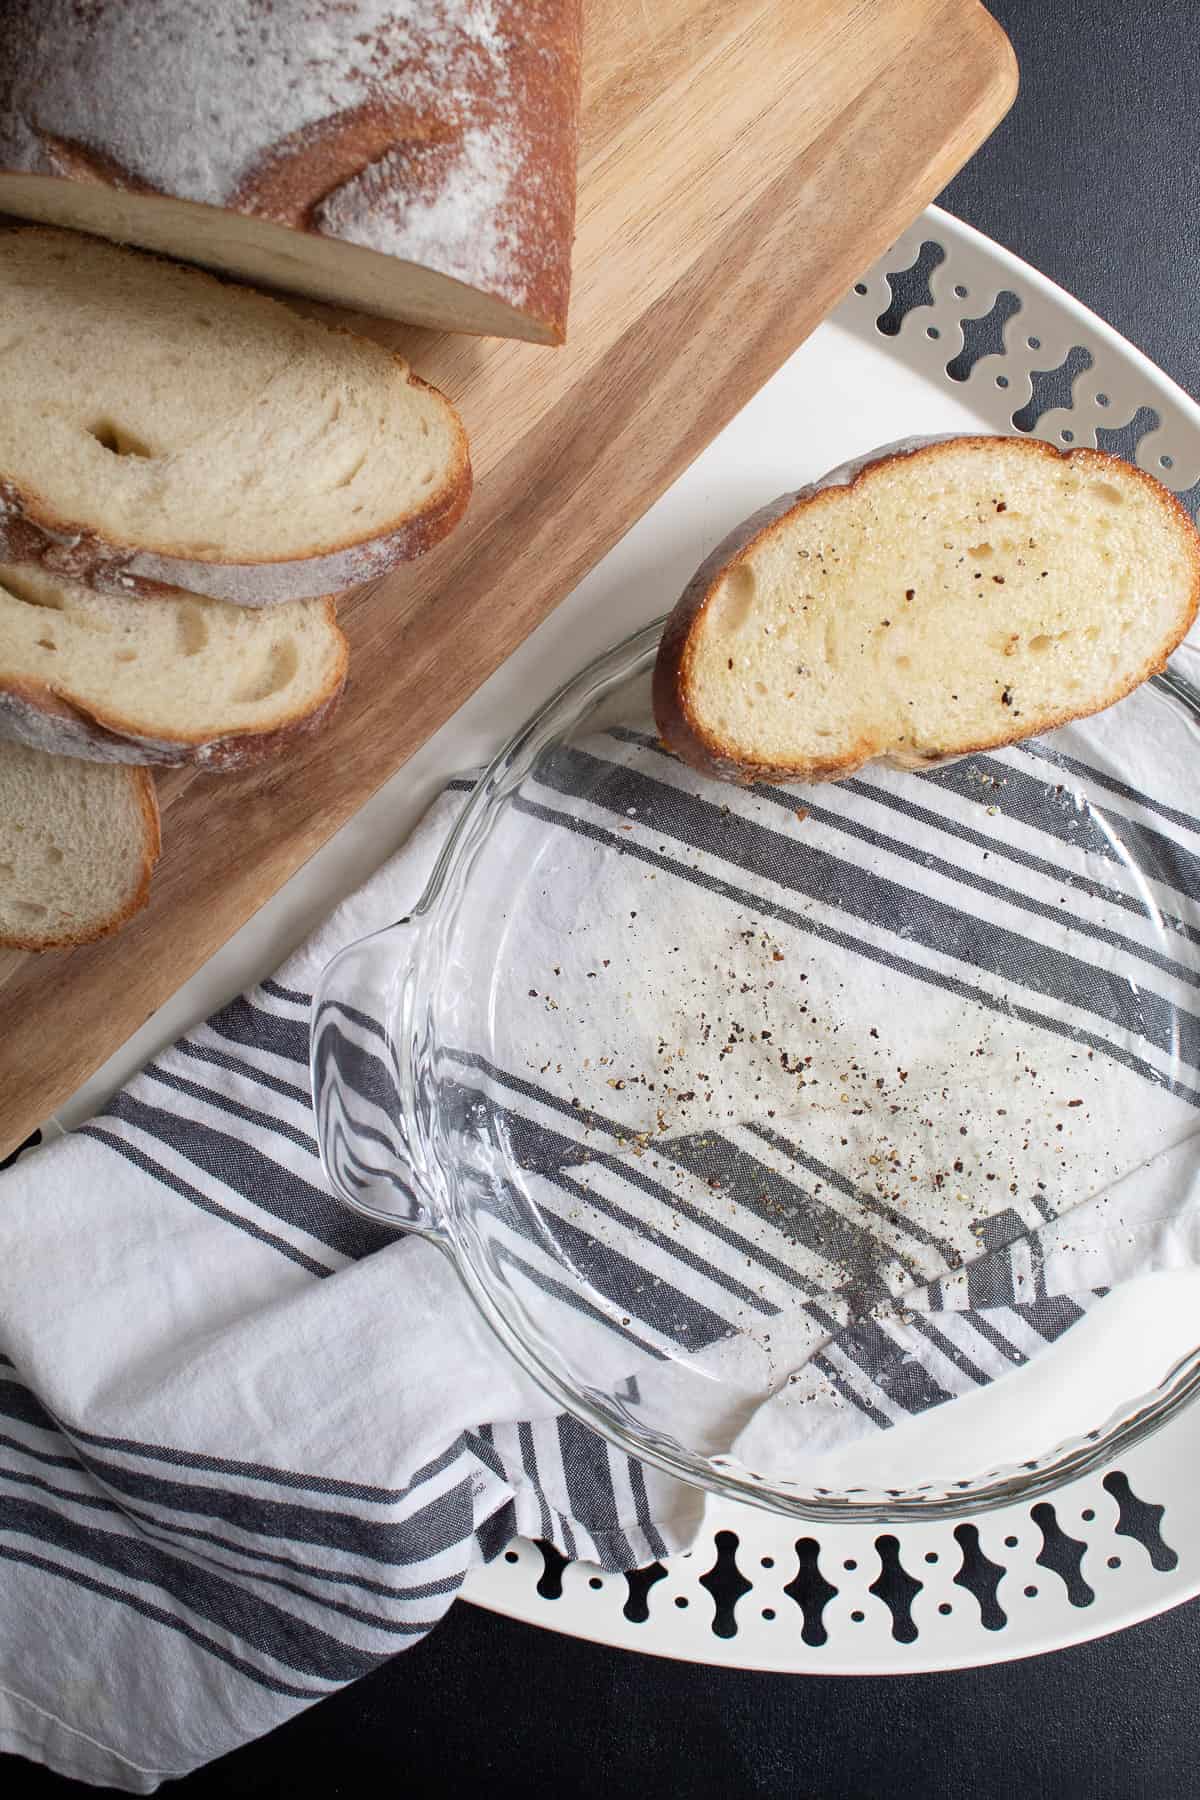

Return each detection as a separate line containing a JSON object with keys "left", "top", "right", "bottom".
{"left": 312, "top": 619, "right": 1200, "bottom": 1520}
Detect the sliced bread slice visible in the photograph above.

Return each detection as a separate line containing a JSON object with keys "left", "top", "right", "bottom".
{"left": 0, "top": 564, "right": 348, "bottom": 768}
{"left": 0, "top": 741, "right": 159, "bottom": 949}
{"left": 653, "top": 435, "right": 1200, "bottom": 785}
{"left": 0, "top": 227, "right": 471, "bottom": 605}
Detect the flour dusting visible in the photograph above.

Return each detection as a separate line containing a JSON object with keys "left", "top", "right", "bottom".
{"left": 0, "top": 0, "right": 569, "bottom": 309}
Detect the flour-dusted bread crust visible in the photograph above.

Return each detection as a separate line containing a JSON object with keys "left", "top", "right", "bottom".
{"left": 0, "top": 0, "right": 581, "bottom": 346}
{"left": 0, "top": 566, "right": 348, "bottom": 769}
{"left": 654, "top": 435, "right": 1200, "bottom": 785}
{"left": 0, "top": 229, "right": 471, "bottom": 605}
{"left": 0, "top": 741, "right": 159, "bottom": 950}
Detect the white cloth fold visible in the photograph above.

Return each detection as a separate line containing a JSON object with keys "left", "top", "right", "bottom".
{"left": 0, "top": 794, "right": 701, "bottom": 1790}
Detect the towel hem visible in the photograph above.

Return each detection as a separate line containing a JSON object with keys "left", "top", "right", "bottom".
{"left": 0, "top": 1683, "right": 180, "bottom": 1793}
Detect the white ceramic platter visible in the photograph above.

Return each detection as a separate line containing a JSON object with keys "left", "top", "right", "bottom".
{"left": 57, "top": 208, "right": 1200, "bottom": 1674}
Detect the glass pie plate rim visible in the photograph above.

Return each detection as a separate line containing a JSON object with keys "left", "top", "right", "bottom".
{"left": 315, "top": 616, "right": 1200, "bottom": 1523}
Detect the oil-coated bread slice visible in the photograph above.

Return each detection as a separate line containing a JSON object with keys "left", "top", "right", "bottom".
{"left": 0, "top": 228, "right": 471, "bottom": 605}
{"left": 0, "top": 565, "right": 348, "bottom": 767}
{"left": 653, "top": 435, "right": 1200, "bottom": 785}
{"left": 0, "top": 740, "right": 159, "bottom": 949}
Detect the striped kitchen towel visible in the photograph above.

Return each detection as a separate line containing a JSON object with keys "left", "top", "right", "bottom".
{"left": 4, "top": 668, "right": 1200, "bottom": 1786}
{"left": 0, "top": 791, "right": 703, "bottom": 1791}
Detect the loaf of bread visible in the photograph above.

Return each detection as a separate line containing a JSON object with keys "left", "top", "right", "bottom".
{"left": 0, "top": 229, "right": 471, "bottom": 605}
{"left": 0, "top": 0, "right": 581, "bottom": 345}
{"left": 653, "top": 435, "right": 1200, "bottom": 784}
{"left": 0, "top": 740, "right": 159, "bottom": 949}
{"left": 0, "top": 565, "right": 347, "bottom": 768}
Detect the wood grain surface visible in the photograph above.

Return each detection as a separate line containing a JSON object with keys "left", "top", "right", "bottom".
{"left": 0, "top": 0, "right": 1016, "bottom": 1157}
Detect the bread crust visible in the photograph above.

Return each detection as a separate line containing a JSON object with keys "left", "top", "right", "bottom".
{"left": 653, "top": 436, "right": 1200, "bottom": 786}
{"left": 0, "top": 1, "right": 582, "bottom": 344}
{"left": 0, "top": 598, "right": 349, "bottom": 768}
{"left": 0, "top": 764, "right": 160, "bottom": 951}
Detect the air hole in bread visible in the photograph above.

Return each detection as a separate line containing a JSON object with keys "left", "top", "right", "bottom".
{"left": 967, "top": 542, "right": 993, "bottom": 559}
{"left": 418, "top": 470, "right": 436, "bottom": 487}
{"left": 754, "top": 681, "right": 768, "bottom": 697}
{"left": 823, "top": 620, "right": 839, "bottom": 670}
{"left": 234, "top": 639, "right": 299, "bottom": 705}
{"left": 35, "top": 637, "right": 55, "bottom": 652}
{"left": 71, "top": 610, "right": 113, "bottom": 636}
{"left": 1092, "top": 483, "right": 1125, "bottom": 506}
{"left": 334, "top": 452, "right": 368, "bottom": 491}
{"left": 712, "top": 564, "right": 757, "bottom": 635}
{"left": 114, "top": 650, "right": 137, "bottom": 663}
{"left": 14, "top": 901, "right": 46, "bottom": 921}
{"left": 2, "top": 571, "right": 64, "bottom": 610}
{"left": 44, "top": 846, "right": 63, "bottom": 866}
{"left": 175, "top": 604, "right": 209, "bottom": 658}
{"left": 0, "top": 863, "right": 11, "bottom": 879}
{"left": 88, "top": 419, "right": 153, "bottom": 459}
{"left": 419, "top": 419, "right": 430, "bottom": 438}
{"left": 1029, "top": 634, "right": 1053, "bottom": 653}
{"left": 896, "top": 654, "right": 911, "bottom": 670}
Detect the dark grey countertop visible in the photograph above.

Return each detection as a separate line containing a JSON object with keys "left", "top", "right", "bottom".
{"left": 945, "top": 0, "right": 1200, "bottom": 404}
{"left": 8, "top": 4, "right": 1200, "bottom": 1795}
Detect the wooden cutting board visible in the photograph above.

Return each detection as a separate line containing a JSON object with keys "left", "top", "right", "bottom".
{"left": 0, "top": 0, "right": 1015, "bottom": 1157}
